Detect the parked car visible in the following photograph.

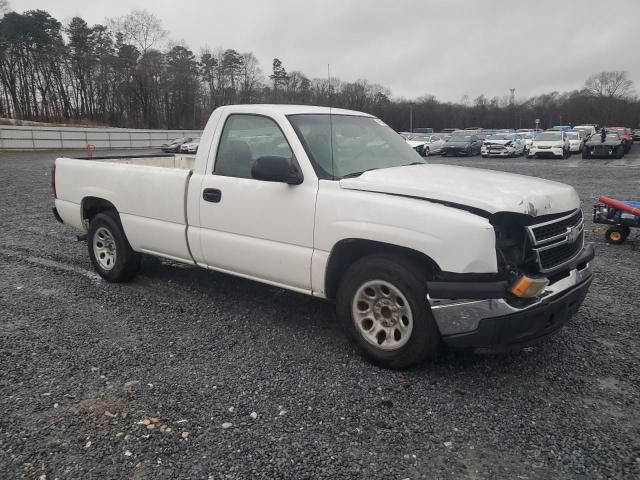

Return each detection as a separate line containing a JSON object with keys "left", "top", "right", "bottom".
{"left": 550, "top": 125, "right": 572, "bottom": 132}
{"left": 633, "top": 129, "right": 640, "bottom": 141}
{"left": 405, "top": 134, "right": 445, "bottom": 156}
{"left": 574, "top": 125, "right": 596, "bottom": 137}
{"left": 566, "top": 131, "right": 584, "bottom": 153}
{"left": 412, "top": 127, "right": 434, "bottom": 134}
{"left": 49, "top": 104, "right": 594, "bottom": 369}
{"left": 527, "top": 130, "right": 570, "bottom": 159}
{"left": 179, "top": 138, "right": 200, "bottom": 153}
{"left": 605, "top": 127, "right": 633, "bottom": 152}
{"left": 161, "top": 137, "right": 194, "bottom": 153}
{"left": 481, "top": 133, "right": 526, "bottom": 158}
{"left": 583, "top": 133, "right": 626, "bottom": 159}
{"left": 519, "top": 132, "right": 538, "bottom": 151}
{"left": 441, "top": 132, "right": 482, "bottom": 157}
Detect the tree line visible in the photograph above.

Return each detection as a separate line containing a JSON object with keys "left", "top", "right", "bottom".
{"left": 1, "top": 7, "right": 638, "bottom": 132}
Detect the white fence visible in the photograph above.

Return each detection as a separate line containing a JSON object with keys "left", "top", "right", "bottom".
{"left": 0, "top": 126, "right": 203, "bottom": 151}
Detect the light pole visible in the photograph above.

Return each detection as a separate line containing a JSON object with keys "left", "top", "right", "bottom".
{"left": 409, "top": 103, "right": 413, "bottom": 133}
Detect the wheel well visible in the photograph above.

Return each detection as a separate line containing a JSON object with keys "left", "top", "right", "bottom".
{"left": 81, "top": 197, "right": 118, "bottom": 225}
{"left": 324, "top": 239, "right": 440, "bottom": 300}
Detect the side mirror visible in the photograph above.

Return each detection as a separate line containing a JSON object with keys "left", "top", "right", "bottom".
{"left": 251, "top": 156, "right": 303, "bottom": 185}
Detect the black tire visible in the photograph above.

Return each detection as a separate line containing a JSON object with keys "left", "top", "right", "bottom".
{"left": 336, "top": 254, "right": 440, "bottom": 369}
{"left": 615, "top": 146, "right": 625, "bottom": 159}
{"left": 423, "top": 146, "right": 430, "bottom": 157}
{"left": 605, "top": 226, "right": 627, "bottom": 245}
{"left": 441, "top": 151, "right": 447, "bottom": 157}
{"left": 582, "top": 148, "right": 591, "bottom": 159}
{"left": 88, "top": 211, "right": 141, "bottom": 282}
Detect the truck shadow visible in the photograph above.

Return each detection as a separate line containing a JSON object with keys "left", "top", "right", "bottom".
{"left": 136, "top": 255, "right": 565, "bottom": 376}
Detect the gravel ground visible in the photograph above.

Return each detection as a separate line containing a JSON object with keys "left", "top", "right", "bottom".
{"left": 1, "top": 147, "right": 639, "bottom": 479}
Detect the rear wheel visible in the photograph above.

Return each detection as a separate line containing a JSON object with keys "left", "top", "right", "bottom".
{"left": 615, "top": 146, "right": 625, "bottom": 159}
{"left": 582, "top": 148, "right": 591, "bottom": 159}
{"left": 605, "top": 226, "right": 627, "bottom": 245}
{"left": 88, "top": 211, "right": 141, "bottom": 282}
{"left": 336, "top": 254, "right": 440, "bottom": 369}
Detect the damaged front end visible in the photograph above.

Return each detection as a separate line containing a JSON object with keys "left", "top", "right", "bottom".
{"left": 427, "top": 208, "right": 594, "bottom": 351}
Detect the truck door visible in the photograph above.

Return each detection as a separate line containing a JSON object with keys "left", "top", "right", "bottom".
{"left": 197, "top": 113, "right": 317, "bottom": 293}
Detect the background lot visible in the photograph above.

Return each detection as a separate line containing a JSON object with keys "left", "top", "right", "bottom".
{"left": 1, "top": 148, "right": 639, "bottom": 479}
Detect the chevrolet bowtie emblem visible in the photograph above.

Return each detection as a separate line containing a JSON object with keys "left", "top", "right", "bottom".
{"left": 567, "top": 225, "right": 581, "bottom": 243}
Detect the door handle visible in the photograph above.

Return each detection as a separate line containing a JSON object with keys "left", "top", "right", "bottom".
{"left": 203, "top": 188, "right": 222, "bottom": 203}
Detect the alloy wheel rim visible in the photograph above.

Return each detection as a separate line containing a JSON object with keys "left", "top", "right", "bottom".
{"left": 93, "top": 226, "right": 117, "bottom": 271}
{"left": 352, "top": 280, "right": 413, "bottom": 351}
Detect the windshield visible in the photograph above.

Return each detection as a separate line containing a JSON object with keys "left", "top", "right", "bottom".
{"left": 487, "top": 134, "right": 512, "bottom": 140}
{"left": 536, "top": 132, "right": 563, "bottom": 141}
{"left": 172, "top": 137, "right": 188, "bottom": 143}
{"left": 567, "top": 133, "right": 580, "bottom": 139}
{"left": 409, "top": 135, "right": 430, "bottom": 141}
{"left": 287, "top": 114, "right": 423, "bottom": 179}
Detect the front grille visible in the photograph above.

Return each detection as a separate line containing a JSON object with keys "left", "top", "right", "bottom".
{"left": 531, "top": 209, "right": 582, "bottom": 243}
{"left": 593, "top": 145, "right": 612, "bottom": 155}
{"left": 526, "top": 209, "right": 585, "bottom": 273}
{"left": 538, "top": 232, "right": 584, "bottom": 270}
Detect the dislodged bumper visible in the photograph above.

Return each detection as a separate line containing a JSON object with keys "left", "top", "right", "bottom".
{"left": 427, "top": 244, "right": 594, "bottom": 351}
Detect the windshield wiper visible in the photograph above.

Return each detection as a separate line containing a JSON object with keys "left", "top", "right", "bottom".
{"left": 340, "top": 167, "right": 382, "bottom": 179}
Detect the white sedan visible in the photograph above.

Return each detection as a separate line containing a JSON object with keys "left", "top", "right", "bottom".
{"left": 405, "top": 134, "right": 445, "bottom": 156}
{"left": 481, "top": 133, "right": 526, "bottom": 157}
{"left": 566, "top": 131, "right": 584, "bottom": 153}
{"left": 179, "top": 138, "right": 200, "bottom": 153}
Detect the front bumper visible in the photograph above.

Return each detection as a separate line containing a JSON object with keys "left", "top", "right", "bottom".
{"left": 529, "top": 147, "right": 564, "bottom": 157}
{"left": 443, "top": 147, "right": 471, "bottom": 156}
{"left": 428, "top": 244, "right": 594, "bottom": 351}
{"left": 481, "top": 147, "right": 515, "bottom": 157}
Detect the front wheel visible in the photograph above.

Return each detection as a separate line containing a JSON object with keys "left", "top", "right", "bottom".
{"left": 423, "top": 146, "right": 430, "bottom": 157}
{"left": 336, "top": 255, "right": 440, "bottom": 369}
{"left": 88, "top": 211, "right": 141, "bottom": 282}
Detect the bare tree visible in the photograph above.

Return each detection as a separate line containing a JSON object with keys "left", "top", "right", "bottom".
{"left": 585, "top": 71, "right": 634, "bottom": 99}
{"left": 108, "top": 9, "right": 166, "bottom": 54}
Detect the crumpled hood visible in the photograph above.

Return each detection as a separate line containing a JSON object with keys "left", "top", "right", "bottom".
{"left": 339, "top": 164, "right": 579, "bottom": 217}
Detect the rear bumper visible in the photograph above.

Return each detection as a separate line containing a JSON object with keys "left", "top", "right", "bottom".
{"left": 428, "top": 244, "right": 594, "bottom": 351}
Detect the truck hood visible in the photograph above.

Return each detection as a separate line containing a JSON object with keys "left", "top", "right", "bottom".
{"left": 339, "top": 164, "right": 579, "bottom": 217}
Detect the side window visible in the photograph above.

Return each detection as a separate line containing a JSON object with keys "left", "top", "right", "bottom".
{"left": 214, "top": 114, "right": 293, "bottom": 179}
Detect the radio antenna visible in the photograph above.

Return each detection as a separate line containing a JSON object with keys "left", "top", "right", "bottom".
{"left": 328, "top": 63, "right": 335, "bottom": 179}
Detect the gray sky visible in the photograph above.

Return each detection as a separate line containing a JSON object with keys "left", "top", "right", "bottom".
{"left": 15, "top": 0, "right": 639, "bottom": 101}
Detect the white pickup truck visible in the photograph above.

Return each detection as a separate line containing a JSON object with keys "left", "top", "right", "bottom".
{"left": 52, "top": 104, "right": 594, "bottom": 368}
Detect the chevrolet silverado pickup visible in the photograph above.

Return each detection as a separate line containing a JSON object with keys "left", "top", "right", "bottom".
{"left": 51, "top": 104, "right": 594, "bottom": 369}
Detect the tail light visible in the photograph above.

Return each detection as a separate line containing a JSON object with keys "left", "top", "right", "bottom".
{"left": 51, "top": 160, "right": 57, "bottom": 198}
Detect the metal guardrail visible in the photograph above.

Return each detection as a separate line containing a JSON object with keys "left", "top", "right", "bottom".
{"left": 0, "top": 126, "right": 203, "bottom": 151}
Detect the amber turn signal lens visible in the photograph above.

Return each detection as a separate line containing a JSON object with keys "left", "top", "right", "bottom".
{"left": 510, "top": 275, "right": 549, "bottom": 298}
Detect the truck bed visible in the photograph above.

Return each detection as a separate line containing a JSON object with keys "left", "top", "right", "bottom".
{"left": 54, "top": 154, "right": 196, "bottom": 264}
